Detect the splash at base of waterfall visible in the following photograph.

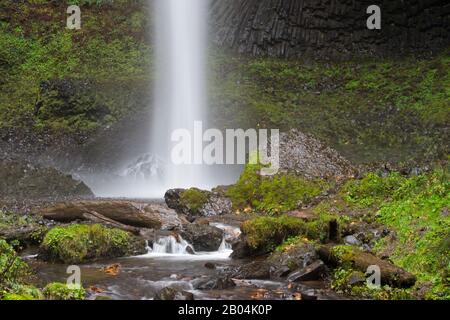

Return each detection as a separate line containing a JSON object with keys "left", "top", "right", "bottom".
{"left": 138, "top": 224, "right": 239, "bottom": 260}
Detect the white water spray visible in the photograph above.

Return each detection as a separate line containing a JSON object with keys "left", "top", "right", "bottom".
{"left": 151, "top": 0, "right": 208, "bottom": 195}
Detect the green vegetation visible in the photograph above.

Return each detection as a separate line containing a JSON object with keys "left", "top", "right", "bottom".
{"left": 43, "top": 282, "right": 86, "bottom": 300}
{"left": 40, "top": 224, "right": 133, "bottom": 263}
{"left": 241, "top": 215, "right": 315, "bottom": 253}
{"left": 227, "top": 163, "right": 328, "bottom": 214}
{"left": 0, "top": 239, "right": 42, "bottom": 300}
{"left": 331, "top": 267, "right": 412, "bottom": 300}
{"left": 342, "top": 167, "right": 450, "bottom": 299}
{"left": 0, "top": 0, "right": 151, "bottom": 132}
{"left": 209, "top": 50, "right": 449, "bottom": 164}
{"left": 180, "top": 188, "right": 210, "bottom": 215}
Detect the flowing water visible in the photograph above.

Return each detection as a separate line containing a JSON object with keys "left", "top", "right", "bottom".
{"left": 25, "top": 223, "right": 340, "bottom": 300}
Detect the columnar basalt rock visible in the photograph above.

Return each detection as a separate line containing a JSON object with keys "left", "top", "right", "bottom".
{"left": 210, "top": 0, "right": 449, "bottom": 58}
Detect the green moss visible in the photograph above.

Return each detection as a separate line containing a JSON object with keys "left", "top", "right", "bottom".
{"left": 2, "top": 293, "right": 36, "bottom": 300}
{"left": 227, "top": 163, "right": 328, "bottom": 214}
{"left": 339, "top": 166, "right": 450, "bottom": 299}
{"left": 43, "top": 282, "right": 86, "bottom": 301}
{"left": 331, "top": 267, "right": 413, "bottom": 300}
{"left": 40, "top": 224, "right": 133, "bottom": 264}
{"left": 341, "top": 172, "right": 406, "bottom": 207}
{"left": 0, "top": 239, "right": 30, "bottom": 289}
{"left": 180, "top": 188, "right": 210, "bottom": 215}
{"left": 209, "top": 50, "right": 449, "bottom": 164}
{"left": 241, "top": 215, "right": 314, "bottom": 253}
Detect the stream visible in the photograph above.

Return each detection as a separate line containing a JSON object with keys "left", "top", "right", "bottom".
{"left": 23, "top": 223, "right": 341, "bottom": 300}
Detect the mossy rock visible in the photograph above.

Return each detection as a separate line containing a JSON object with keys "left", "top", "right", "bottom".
{"left": 180, "top": 188, "right": 210, "bottom": 216}
{"left": 240, "top": 215, "right": 308, "bottom": 253}
{"left": 39, "top": 224, "right": 144, "bottom": 264}
{"left": 43, "top": 283, "right": 86, "bottom": 300}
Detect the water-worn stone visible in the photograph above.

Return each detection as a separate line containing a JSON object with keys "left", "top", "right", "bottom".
{"left": 192, "top": 276, "right": 236, "bottom": 290}
{"left": 287, "top": 260, "right": 326, "bottom": 282}
{"left": 164, "top": 188, "right": 233, "bottom": 219}
{"left": 179, "top": 223, "right": 224, "bottom": 252}
{"left": 154, "top": 287, "right": 194, "bottom": 300}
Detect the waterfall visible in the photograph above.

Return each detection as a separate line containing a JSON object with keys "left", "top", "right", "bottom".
{"left": 141, "top": 224, "right": 240, "bottom": 259}
{"left": 151, "top": 0, "right": 208, "bottom": 195}
{"left": 150, "top": 236, "right": 192, "bottom": 255}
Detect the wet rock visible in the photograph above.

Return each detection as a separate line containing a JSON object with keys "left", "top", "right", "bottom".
{"left": 0, "top": 160, "right": 93, "bottom": 200}
{"left": 180, "top": 223, "right": 224, "bottom": 252}
{"left": 192, "top": 276, "right": 236, "bottom": 290}
{"left": 204, "top": 262, "right": 216, "bottom": 269}
{"left": 201, "top": 194, "right": 233, "bottom": 217}
{"left": 230, "top": 234, "right": 259, "bottom": 259}
{"left": 39, "top": 200, "right": 163, "bottom": 231}
{"left": 164, "top": 188, "right": 233, "bottom": 219}
{"left": 154, "top": 287, "right": 194, "bottom": 301}
{"left": 287, "top": 260, "right": 326, "bottom": 282}
{"left": 268, "top": 240, "right": 318, "bottom": 278}
{"left": 142, "top": 203, "right": 184, "bottom": 231}
{"left": 164, "top": 189, "right": 186, "bottom": 214}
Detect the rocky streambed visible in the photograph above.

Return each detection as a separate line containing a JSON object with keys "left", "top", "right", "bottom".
{"left": 13, "top": 197, "right": 343, "bottom": 300}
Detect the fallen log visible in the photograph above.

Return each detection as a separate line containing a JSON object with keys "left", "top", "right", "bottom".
{"left": 318, "top": 245, "right": 416, "bottom": 288}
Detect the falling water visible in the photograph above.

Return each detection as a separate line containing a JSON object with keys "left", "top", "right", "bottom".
{"left": 151, "top": 0, "right": 208, "bottom": 195}
{"left": 81, "top": 0, "right": 240, "bottom": 198}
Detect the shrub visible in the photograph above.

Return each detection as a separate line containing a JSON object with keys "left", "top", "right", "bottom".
{"left": 40, "top": 224, "right": 132, "bottom": 264}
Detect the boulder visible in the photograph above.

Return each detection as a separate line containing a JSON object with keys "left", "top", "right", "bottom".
{"left": 267, "top": 240, "right": 318, "bottom": 278}
{"left": 286, "top": 260, "right": 327, "bottom": 282}
{"left": 164, "top": 188, "right": 233, "bottom": 219}
{"left": 179, "top": 224, "right": 224, "bottom": 252}
{"left": 318, "top": 245, "right": 416, "bottom": 288}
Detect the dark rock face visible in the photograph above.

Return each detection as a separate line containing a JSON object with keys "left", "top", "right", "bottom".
{"left": 210, "top": 0, "right": 450, "bottom": 58}
{"left": 180, "top": 224, "right": 224, "bottom": 252}
{"left": 0, "top": 160, "right": 93, "bottom": 200}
